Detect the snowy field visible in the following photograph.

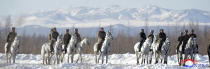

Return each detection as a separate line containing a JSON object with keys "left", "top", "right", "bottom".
{"left": 0, "top": 53, "right": 209, "bottom": 69}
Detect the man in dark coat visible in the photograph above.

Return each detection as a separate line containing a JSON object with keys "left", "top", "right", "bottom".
{"left": 62, "top": 29, "right": 71, "bottom": 53}
{"left": 181, "top": 30, "right": 190, "bottom": 54}
{"left": 74, "top": 28, "right": 81, "bottom": 47}
{"left": 189, "top": 29, "right": 198, "bottom": 53}
{"left": 6, "top": 27, "right": 17, "bottom": 53}
{"left": 189, "top": 29, "right": 197, "bottom": 38}
{"left": 49, "top": 28, "right": 59, "bottom": 53}
{"left": 177, "top": 32, "right": 184, "bottom": 52}
{"left": 139, "top": 29, "right": 146, "bottom": 52}
{"left": 97, "top": 27, "right": 106, "bottom": 52}
{"left": 158, "top": 29, "right": 166, "bottom": 51}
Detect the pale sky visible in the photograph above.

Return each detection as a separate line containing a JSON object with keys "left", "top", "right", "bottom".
{"left": 0, "top": 0, "right": 210, "bottom": 16}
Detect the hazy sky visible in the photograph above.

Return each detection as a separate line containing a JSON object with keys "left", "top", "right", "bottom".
{"left": 0, "top": 0, "right": 210, "bottom": 16}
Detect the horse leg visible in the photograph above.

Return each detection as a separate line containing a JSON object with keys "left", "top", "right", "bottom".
{"left": 12, "top": 53, "right": 16, "bottom": 63}
{"left": 149, "top": 52, "right": 153, "bottom": 64}
{"left": 94, "top": 52, "right": 98, "bottom": 64}
{"left": 136, "top": 52, "right": 139, "bottom": 65}
{"left": 71, "top": 53, "right": 74, "bottom": 63}
{"left": 61, "top": 53, "right": 64, "bottom": 63}
{"left": 155, "top": 53, "right": 158, "bottom": 64}
{"left": 101, "top": 53, "right": 104, "bottom": 64}
{"left": 6, "top": 53, "right": 8, "bottom": 63}
{"left": 98, "top": 52, "right": 102, "bottom": 64}
{"left": 106, "top": 54, "right": 108, "bottom": 64}
{"left": 164, "top": 55, "right": 168, "bottom": 64}
{"left": 67, "top": 54, "right": 70, "bottom": 63}
{"left": 76, "top": 52, "right": 81, "bottom": 63}
{"left": 80, "top": 53, "right": 83, "bottom": 63}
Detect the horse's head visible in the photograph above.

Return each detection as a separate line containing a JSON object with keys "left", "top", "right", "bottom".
{"left": 82, "top": 38, "right": 90, "bottom": 46}
{"left": 11, "top": 36, "right": 20, "bottom": 47}
{"left": 153, "top": 35, "right": 158, "bottom": 42}
{"left": 55, "top": 36, "right": 62, "bottom": 44}
{"left": 70, "top": 34, "right": 78, "bottom": 42}
{"left": 105, "top": 31, "right": 113, "bottom": 40}
{"left": 164, "top": 38, "right": 170, "bottom": 46}
{"left": 146, "top": 37, "right": 153, "bottom": 44}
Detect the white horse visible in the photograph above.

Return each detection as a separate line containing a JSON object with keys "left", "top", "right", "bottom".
{"left": 53, "top": 37, "right": 63, "bottom": 64}
{"left": 5, "top": 36, "right": 20, "bottom": 63}
{"left": 151, "top": 35, "right": 160, "bottom": 64}
{"left": 152, "top": 36, "right": 170, "bottom": 64}
{"left": 67, "top": 34, "right": 77, "bottom": 63}
{"left": 184, "top": 37, "right": 197, "bottom": 61}
{"left": 75, "top": 38, "right": 90, "bottom": 63}
{"left": 41, "top": 37, "right": 61, "bottom": 64}
{"left": 134, "top": 37, "right": 153, "bottom": 65}
{"left": 177, "top": 37, "right": 197, "bottom": 66}
{"left": 94, "top": 31, "right": 113, "bottom": 64}
{"left": 159, "top": 38, "right": 170, "bottom": 64}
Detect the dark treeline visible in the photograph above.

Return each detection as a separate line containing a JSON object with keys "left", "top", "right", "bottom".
{"left": 0, "top": 16, "right": 210, "bottom": 55}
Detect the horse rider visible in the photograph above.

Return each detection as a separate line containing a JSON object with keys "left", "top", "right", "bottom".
{"left": 189, "top": 29, "right": 197, "bottom": 38}
{"left": 177, "top": 32, "right": 184, "bottom": 52}
{"left": 189, "top": 29, "right": 198, "bottom": 53}
{"left": 148, "top": 30, "right": 154, "bottom": 42}
{"left": 139, "top": 29, "right": 146, "bottom": 52}
{"left": 48, "top": 28, "right": 59, "bottom": 53}
{"left": 6, "top": 27, "right": 17, "bottom": 53}
{"left": 73, "top": 28, "right": 81, "bottom": 47}
{"left": 62, "top": 29, "right": 71, "bottom": 53}
{"left": 157, "top": 29, "right": 166, "bottom": 52}
{"left": 181, "top": 30, "right": 190, "bottom": 54}
{"left": 97, "top": 27, "right": 106, "bottom": 52}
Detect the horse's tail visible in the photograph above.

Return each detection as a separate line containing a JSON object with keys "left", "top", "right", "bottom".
{"left": 93, "top": 43, "right": 98, "bottom": 52}
{"left": 5, "top": 43, "right": 8, "bottom": 54}
{"left": 41, "top": 44, "right": 46, "bottom": 57}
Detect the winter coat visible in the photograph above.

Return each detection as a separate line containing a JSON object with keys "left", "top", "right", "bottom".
{"left": 6, "top": 32, "right": 17, "bottom": 42}
{"left": 97, "top": 31, "right": 106, "bottom": 43}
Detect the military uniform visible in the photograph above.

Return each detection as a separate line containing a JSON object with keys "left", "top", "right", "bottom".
{"left": 62, "top": 33, "right": 71, "bottom": 53}
{"left": 73, "top": 32, "right": 81, "bottom": 48}
{"left": 177, "top": 35, "right": 184, "bottom": 52}
{"left": 6, "top": 31, "right": 17, "bottom": 53}
{"left": 97, "top": 31, "right": 106, "bottom": 52}
{"left": 158, "top": 32, "right": 166, "bottom": 51}
{"left": 139, "top": 32, "right": 146, "bottom": 52}
{"left": 189, "top": 33, "right": 197, "bottom": 38}
{"left": 181, "top": 34, "right": 190, "bottom": 53}
{"left": 49, "top": 31, "right": 59, "bottom": 52}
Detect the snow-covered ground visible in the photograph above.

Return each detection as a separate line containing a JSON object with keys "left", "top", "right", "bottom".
{"left": 0, "top": 53, "right": 209, "bottom": 69}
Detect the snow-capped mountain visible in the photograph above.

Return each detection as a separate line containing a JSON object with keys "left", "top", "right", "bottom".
{"left": 24, "top": 5, "right": 210, "bottom": 24}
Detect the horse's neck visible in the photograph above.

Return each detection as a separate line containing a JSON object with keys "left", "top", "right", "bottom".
{"left": 102, "top": 39, "right": 110, "bottom": 47}
{"left": 12, "top": 40, "right": 19, "bottom": 47}
{"left": 79, "top": 40, "right": 85, "bottom": 47}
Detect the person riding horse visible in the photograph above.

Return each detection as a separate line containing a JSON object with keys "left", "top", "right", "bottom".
{"left": 181, "top": 30, "right": 190, "bottom": 54}
{"left": 73, "top": 28, "right": 81, "bottom": 47}
{"left": 49, "top": 28, "right": 59, "bottom": 53}
{"left": 97, "top": 27, "right": 106, "bottom": 52}
{"left": 189, "top": 29, "right": 198, "bottom": 53}
{"left": 139, "top": 29, "right": 146, "bottom": 52}
{"left": 177, "top": 32, "right": 184, "bottom": 52}
{"left": 6, "top": 27, "right": 17, "bottom": 53}
{"left": 62, "top": 29, "right": 71, "bottom": 53}
{"left": 157, "top": 29, "right": 166, "bottom": 52}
